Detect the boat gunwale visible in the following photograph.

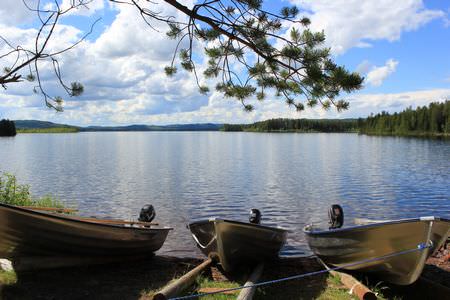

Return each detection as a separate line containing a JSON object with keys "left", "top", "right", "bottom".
{"left": 188, "top": 218, "right": 288, "bottom": 233}
{"left": 0, "top": 203, "right": 173, "bottom": 232}
{"left": 303, "top": 216, "right": 450, "bottom": 236}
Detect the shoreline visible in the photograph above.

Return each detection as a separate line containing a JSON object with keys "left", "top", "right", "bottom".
{"left": 1, "top": 248, "right": 448, "bottom": 299}
{"left": 13, "top": 130, "right": 450, "bottom": 140}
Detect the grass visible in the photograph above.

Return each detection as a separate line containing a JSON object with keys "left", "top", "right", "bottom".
{"left": 0, "top": 269, "right": 17, "bottom": 285}
{"left": 143, "top": 275, "right": 241, "bottom": 300}
{"left": 315, "top": 275, "right": 359, "bottom": 300}
{"left": 0, "top": 172, "right": 64, "bottom": 208}
{"left": 189, "top": 276, "right": 240, "bottom": 300}
{"left": 168, "top": 272, "right": 359, "bottom": 300}
{"left": 368, "top": 281, "right": 389, "bottom": 298}
{"left": 253, "top": 272, "right": 360, "bottom": 300}
{"left": 361, "top": 277, "right": 404, "bottom": 300}
{"left": 17, "top": 127, "right": 78, "bottom": 133}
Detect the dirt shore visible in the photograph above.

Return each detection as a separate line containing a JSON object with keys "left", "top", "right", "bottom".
{"left": 0, "top": 241, "right": 448, "bottom": 300}
{"left": 0, "top": 256, "right": 346, "bottom": 300}
{"left": 0, "top": 256, "right": 202, "bottom": 300}
{"left": 422, "top": 237, "right": 450, "bottom": 286}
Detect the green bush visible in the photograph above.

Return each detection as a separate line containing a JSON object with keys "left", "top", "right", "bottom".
{"left": 0, "top": 119, "right": 16, "bottom": 136}
{"left": 0, "top": 172, "right": 63, "bottom": 207}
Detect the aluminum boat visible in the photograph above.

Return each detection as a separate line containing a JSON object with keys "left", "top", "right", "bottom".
{"left": 188, "top": 210, "right": 287, "bottom": 272}
{"left": 304, "top": 205, "right": 450, "bottom": 285}
{"left": 0, "top": 203, "right": 172, "bottom": 269}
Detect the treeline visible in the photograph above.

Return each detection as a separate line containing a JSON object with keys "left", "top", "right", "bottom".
{"left": 0, "top": 119, "right": 16, "bottom": 136}
{"left": 17, "top": 127, "right": 79, "bottom": 133}
{"left": 360, "top": 101, "right": 450, "bottom": 136}
{"left": 223, "top": 118, "right": 359, "bottom": 133}
{"left": 224, "top": 101, "right": 450, "bottom": 137}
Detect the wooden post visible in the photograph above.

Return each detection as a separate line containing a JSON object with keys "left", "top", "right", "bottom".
{"left": 153, "top": 258, "right": 212, "bottom": 300}
{"left": 329, "top": 270, "right": 377, "bottom": 300}
{"left": 236, "top": 263, "right": 264, "bottom": 300}
{"left": 198, "top": 287, "right": 239, "bottom": 295}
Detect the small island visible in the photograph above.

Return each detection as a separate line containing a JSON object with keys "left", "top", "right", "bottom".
{"left": 0, "top": 119, "right": 16, "bottom": 137}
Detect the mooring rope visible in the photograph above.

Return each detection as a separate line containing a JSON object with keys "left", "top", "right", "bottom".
{"left": 169, "top": 242, "right": 432, "bottom": 300}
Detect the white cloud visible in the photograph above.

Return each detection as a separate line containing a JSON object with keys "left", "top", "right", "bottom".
{"left": 2, "top": 87, "right": 449, "bottom": 126}
{"left": 445, "top": 19, "right": 450, "bottom": 27}
{"left": 60, "top": 0, "right": 106, "bottom": 16}
{"left": 356, "top": 60, "right": 372, "bottom": 74}
{"left": 0, "top": 0, "right": 35, "bottom": 25}
{"left": 0, "top": 0, "right": 107, "bottom": 26}
{"left": 1, "top": 1, "right": 448, "bottom": 126}
{"left": 344, "top": 89, "right": 450, "bottom": 117}
{"left": 365, "top": 59, "right": 399, "bottom": 87}
{"left": 92, "top": 4, "right": 184, "bottom": 60}
{"left": 290, "top": 0, "right": 444, "bottom": 54}
{"left": 445, "top": 8, "right": 450, "bottom": 27}
{"left": 1, "top": 1, "right": 208, "bottom": 122}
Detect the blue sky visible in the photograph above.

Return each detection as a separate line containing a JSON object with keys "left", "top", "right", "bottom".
{"left": 337, "top": 12, "right": 450, "bottom": 94}
{"left": 0, "top": 0, "right": 449, "bottom": 125}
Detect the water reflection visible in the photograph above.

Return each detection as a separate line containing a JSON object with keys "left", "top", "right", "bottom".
{"left": 0, "top": 132, "right": 449, "bottom": 257}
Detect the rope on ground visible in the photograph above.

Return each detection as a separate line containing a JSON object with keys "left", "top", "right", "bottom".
{"left": 169, "top": 242, "right": 432, "bottom": 300}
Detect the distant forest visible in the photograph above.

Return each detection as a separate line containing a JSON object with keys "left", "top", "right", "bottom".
{"left": 359, "top": 101, "right": 449, "bottom": 136}
{"left": 0, "top": 119, "right": 16, "bottom": 136}
{"left": 5, "top": 100, "right": 450, "bottom": 137}
{"left": 224, "top": 100, "right": 450, "bottom": 137}
{"left": 223, "top": 119, "right": 358, "bottom": 132}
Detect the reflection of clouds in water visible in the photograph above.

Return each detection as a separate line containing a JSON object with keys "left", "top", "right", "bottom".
{"left": 0, "top": 132, "right": 448, "bottom": 257}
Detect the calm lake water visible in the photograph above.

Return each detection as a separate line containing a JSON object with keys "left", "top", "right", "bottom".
{"left": 0, "top": 132, "right": 449, "bottom": 257}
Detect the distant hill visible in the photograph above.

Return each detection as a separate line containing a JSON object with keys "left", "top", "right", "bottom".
{"left": 14, "top": 120, "right": 77, "bottom": 130}
{"left": 14, "top": 120, "right": 223, "bottom": 132}
{"left": 80, "top": 123, "right": 223, "bottom": 131}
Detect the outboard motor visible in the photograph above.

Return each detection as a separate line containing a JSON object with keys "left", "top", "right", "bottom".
{"left": 138, "top": 204, "right": 156, "bottom": 223}
{"left": 249, "top": 208, "right": 261, "bottom": 224}
{"left": 328, "top": 204, "right": 344, "bottom": 229}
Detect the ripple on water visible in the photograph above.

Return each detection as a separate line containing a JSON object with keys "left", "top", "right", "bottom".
{"left": 0, "top": 132, "right": 449, "bottom": 257}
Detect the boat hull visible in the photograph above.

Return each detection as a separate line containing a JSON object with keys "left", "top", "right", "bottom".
{"left": 0, "top": 204, "right": 171, "bottom": 265}
{"left": 304, "top": 217, "right": 450, "bottom": 285}
{"left": 189, "top": 219, "right": 287, "bottom": 272}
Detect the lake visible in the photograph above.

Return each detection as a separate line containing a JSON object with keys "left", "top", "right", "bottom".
{"left": 0, "top": 132, "right": 449, "bottom": 257}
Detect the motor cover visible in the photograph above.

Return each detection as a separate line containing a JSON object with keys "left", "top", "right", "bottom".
{"left": 138, "top": 204, "right": 156, "bottom": 222}
{"left": 328, "top": 204, "right": 344, "bottom": 229}
{"left": 249, "top": 208, "right": 261, "bottom": 224}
